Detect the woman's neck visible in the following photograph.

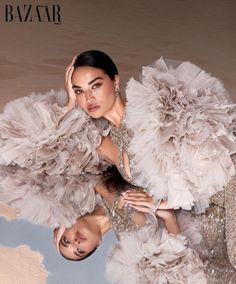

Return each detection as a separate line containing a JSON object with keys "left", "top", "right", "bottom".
{"left": 87, "top": 205, "right": 111, "bottom": 235}
{"left": 103, "top": 96, "right": 125, "bottom": 128}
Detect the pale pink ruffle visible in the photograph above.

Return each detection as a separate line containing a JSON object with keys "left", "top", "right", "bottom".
{"left": 106, "top": 215, "right": 207, "bottom": 284}
{"left": 125, "top": 58, "right": 236, "bottom": 212}
{"left": 0, "top": 165, "right": 101, "bottom": 227}
{"left": 0, "top": 90, "right": 108, "bottom": 227}
{"left": 0, "top": 90, "right": 107, "bottom": 176}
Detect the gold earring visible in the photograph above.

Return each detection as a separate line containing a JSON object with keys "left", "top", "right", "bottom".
{"left": 115, "top": 88, "right": 120, "bottom": 97}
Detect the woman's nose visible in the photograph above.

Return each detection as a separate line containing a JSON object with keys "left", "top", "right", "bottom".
{"left": 85, "top": 90, "right": 94, "bottom": 102}
{"left": 74, "top": 237, "right": 80, "bottom": 244}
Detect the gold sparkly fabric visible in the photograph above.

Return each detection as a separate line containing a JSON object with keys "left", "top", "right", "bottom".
{"left": 225, "top": 155, "right": 236, "bottom": 271}
{"left": 194, "top": 154, "right": 236, "bottom": 283}
{"left": 110, "top": 123, "right": 132, "bottom": 182}
{"left": 102, "top": 197, "right": 141, "bottom": 239}
{"left": 110, "top": 120, "right": 236, "bottom": 283}
{"left": 110, "top": 121, "right": 146, "bottom": 188}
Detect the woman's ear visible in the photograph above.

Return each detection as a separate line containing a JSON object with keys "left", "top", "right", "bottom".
{"left": 53, "top": 225, "right": 66, "bottom": 251}
{"left": 98, "top": 237, "right": 102, "bottom": 246}
{"left": 53, "top": 228, "right": 59, "bottom": 244}
{"left": 114, "top": 75, "right": 120, "bottom": 88}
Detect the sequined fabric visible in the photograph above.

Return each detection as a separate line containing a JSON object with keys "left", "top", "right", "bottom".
{"left": 194, "top": 204, "right": 236, "bottom": 283}
{"left": 109, "top": 120, "right": 134, "bottom": 184}
{"left": 110, "top": 119, "right": 148, "bottom": 188}
{"left": 109, "top": 118, "right": 236, "bottom": 283}
{"left": 102, "top": 196, "right": 142, "bottom": 239}
{"left": 197, "top": 155, "right": 236, "bottom": 283}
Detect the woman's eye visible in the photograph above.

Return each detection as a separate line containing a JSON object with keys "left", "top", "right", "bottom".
{"left": 92, "top": 83, "right": 102, "bottom": 89}
{"left": 75, "top": 90, "right": 82, "bottom": 95}
{"left": 63, "top": 237, "right": 70, "bottom": 244}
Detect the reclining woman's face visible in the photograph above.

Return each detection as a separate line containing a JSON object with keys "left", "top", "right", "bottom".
{"left": 71, "top": 66, "right": 119, "bottom": 119}
{"left": 54, "top": 217, "right": 101, "bottom": 261}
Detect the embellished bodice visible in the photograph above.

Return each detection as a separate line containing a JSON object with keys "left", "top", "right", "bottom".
{"left": 109, "top": 118, "right": 146, "bottom": 188}
{"left": 193, "top": 155, "right": 236, "bottom": 283}
{"left": 102, "top": 196, "right": 143, "bottom": 239}
{"left": 109, "top": 118, "right": 236, "bottom": 283}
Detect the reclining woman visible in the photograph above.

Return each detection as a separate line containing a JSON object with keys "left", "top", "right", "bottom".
{"left": 65, "top": 50, "right": 236, "bottom": 283}
{"left": 0, "top": 83, "right": 206, "bottom": 283}
{"left": 0, "top": 50, "right": 235, "bottom": 283}
{"left": 54, "top": 166, "right": 207, "bottom": 284}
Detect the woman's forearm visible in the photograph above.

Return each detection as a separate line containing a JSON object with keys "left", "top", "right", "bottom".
{"left": 163, "top": 216, "right": 181, "bottom": 235}
{"left": 156, "top": 209, "right": 181, "bottom": 235}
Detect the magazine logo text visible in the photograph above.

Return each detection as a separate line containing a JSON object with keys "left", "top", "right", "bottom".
{"left": 5, "top": 4, "right": 61, "bottom": 24}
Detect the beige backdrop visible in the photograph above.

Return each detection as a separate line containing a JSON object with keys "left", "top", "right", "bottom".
{"left": 0, "top": 0, "right": 235, "bottom": 110}
{"left": 0, "top": 1, "right": 235, "bottom": 283}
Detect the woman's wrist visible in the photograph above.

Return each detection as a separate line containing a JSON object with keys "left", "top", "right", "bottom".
{"left": 149, "top": 198, "right": 162, "bottom": 213}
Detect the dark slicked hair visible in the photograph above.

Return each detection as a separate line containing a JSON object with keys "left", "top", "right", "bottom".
{"left": 103, "top": 166, "right": 138, "bottom": 194}
{"left": 74, "top": 50, "right": 118, "bottom": 80}
{"left": 60, "top": 246, "right": 98, "bottom": 262}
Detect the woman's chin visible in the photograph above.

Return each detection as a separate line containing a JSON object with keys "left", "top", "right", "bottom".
{"left": 89, "top": 112, "right": 103, "bottom": 119}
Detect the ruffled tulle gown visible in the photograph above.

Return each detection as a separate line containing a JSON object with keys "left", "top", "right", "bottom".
{"left": 112, "top": 57, "right": 236, "bottom": 212}
{"left": 0, "top": 90, "right": 110, "bottom": 227}
{"left": 194, "top": 157, "right": 236, "bottom": 283}
{"left": 103, "top": 196, "right": 207, "bottom": 284}
{"left": 0, "top": 58, "right": 235, "bottom": 283}
{"left": 0, "top": 90, "right": 208, "bottom": 283}
{"left": 108, "top": 58, "right": 236, "bottom": 283}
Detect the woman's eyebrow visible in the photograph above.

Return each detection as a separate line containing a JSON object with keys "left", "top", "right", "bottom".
{"left": 74, "top": 250, "right": 85, "bottom": 257}
{"left": 72, "top": 77, "right": 103, "bottom": 89}
{"left": 73, "top": 251, "right": 81, "bottom": 257}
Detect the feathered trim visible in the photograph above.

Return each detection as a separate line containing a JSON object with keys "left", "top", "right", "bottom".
{"left": 125, "top": 58, "right": 236, "bottom": 212}
{"left": 106, "top": 215, "right": 207, "bottom": 284}
{"left": 0, "top": 90, "right": 108, "bottom": 175}
{"left": 0, "top": 90, "right": 108, "bottom": 227}
{"left": 0, "top": 165, "right": 101, "bottom": 228}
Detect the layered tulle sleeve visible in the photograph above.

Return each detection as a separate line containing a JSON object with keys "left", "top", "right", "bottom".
{"left": 106, "top": 215, "right": 207, "bottom": 284}
{"left": 125, "top": 58, "right": 236, "bottom": 212}
{"left": 0, "top": 166, "right": 102, "bottom": 228}
{"left": 0, "top": 90, "right": 108, "bottom": 175}
{"left": 0, "top": 90, "right": 109, "bottom": 227}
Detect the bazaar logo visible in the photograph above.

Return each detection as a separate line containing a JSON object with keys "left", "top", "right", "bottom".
{"left": 5, "top": 4, "right": 61, "bottom": 24}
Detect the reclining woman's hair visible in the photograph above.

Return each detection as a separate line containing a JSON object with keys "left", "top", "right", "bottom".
{"left": 57, "top": 167, "right": 132, "bottom": 262}
{"left": 102, "top": 166, "right": 138, "bottom": 194}
{"left": 60, "top": 247, "right": 97, "bottom": 262}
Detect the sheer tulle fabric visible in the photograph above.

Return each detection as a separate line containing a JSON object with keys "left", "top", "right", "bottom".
{"left": 0, "top": 90, "right": 108, "bottom": 227}
{"left": 125, "top": 58, "right": 236, "bottom": 212}
{"left": 106, "top": 213, "right": 207, "bottom": 284}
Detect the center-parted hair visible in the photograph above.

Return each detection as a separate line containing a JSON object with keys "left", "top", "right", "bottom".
{"left": 74, "top": 50, "right": 119, "bottom": 80}
{"left": 59, "top": 166, "right": 132, "bottom": 262}
{"left": 103, "top": 166, "right": 137, "bottom": 194}
{"left": 60, "top": 246, "right": 97, "bottom": 262}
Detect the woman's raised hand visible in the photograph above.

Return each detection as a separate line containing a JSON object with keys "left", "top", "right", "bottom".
{"left": 122, "top": 190, "right": 173, "bottom": 217}
{"left": 65, "top": 56, "right": 77, "bottom": 111}
{"left": 122, "top": 189, "right": 156, "bottom": 213}
{"left": 122, "top": 189, "right": 180, "bottom": 234}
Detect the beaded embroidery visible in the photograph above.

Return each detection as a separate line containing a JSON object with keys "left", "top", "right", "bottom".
{"left": 109, "top": 109, "right": 236, "bottom": 282}
{"left": 102, "top": 195, "right": 141, "bottom": 239}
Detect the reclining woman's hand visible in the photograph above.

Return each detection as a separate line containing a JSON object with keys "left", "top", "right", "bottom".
{"left": 121, "top": 189, "right": 156, "bottom": 213}
{"left": 122, "top": 190, "right": 180, "bottom": 235}
{"left": 65, "top": 56, "right": 77, "bottom": 111}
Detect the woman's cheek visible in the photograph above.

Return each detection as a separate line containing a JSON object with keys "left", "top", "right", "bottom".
{"left": 76, "top": 97, "right": 85, "bottom": 110}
